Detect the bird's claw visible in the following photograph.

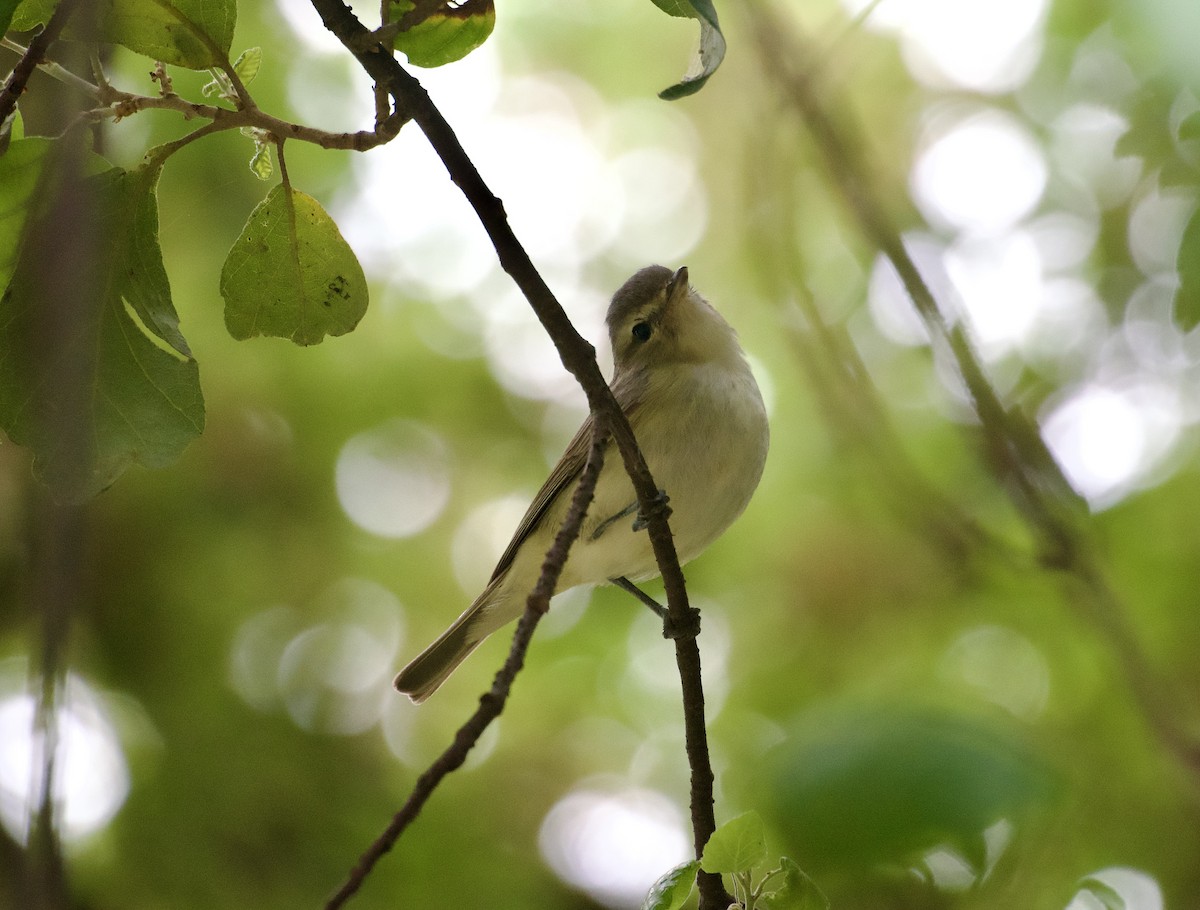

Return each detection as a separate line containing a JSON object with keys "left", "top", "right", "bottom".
{"left": 632, "top": 490, "right": 671, "bottom": 532}
{"left": 662, "top": 606, "right": 701, "bottom": 640}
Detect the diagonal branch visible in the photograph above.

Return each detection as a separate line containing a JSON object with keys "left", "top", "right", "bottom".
{"left": 0, "top": 0, "right": 84, "bottom": 125}
{"left": 308, "top": 1, "right": 728, "bottom": 906}
{"left": 325, "top": 418, "right": 611, "bottom": 910}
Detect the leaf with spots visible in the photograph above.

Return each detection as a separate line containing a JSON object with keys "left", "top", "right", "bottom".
{"left": 220, "top": 185, "right": 368, "bottom": 346}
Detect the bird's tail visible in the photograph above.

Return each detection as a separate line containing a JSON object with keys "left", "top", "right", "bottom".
{"left": 393, "top": 575, "right": 509, "bottom": 703}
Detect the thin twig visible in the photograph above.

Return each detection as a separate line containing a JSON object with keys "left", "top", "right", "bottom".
{"left": 324, "top": 420, "right": 611, "bottom": 910}
{"left": 4, "top": 37, "right": 406, "bottom": 153}
{"left": 0, "top": 0, "right": 84, "bottom": 124}
{"left": 307, "top": 1, "right": 729, "bottom": 905}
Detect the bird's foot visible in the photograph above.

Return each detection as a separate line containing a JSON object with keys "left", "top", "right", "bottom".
{"left": 632, "top": 489, "right": 671, "bottom": 532}
{"left": 662, "top": 606, "right": 701, "bottom": 640}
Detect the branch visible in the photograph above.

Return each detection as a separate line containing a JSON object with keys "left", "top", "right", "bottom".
{"left": 307, "top": 1, "right": 729, "bottom": 905}
{"left": 0, "top": 0, "right": 84, "bottom": 125}
{"left": 3, "top": 38, "right": 406, "bottom": 153}
{"left": 325, "top": 420, "right": 611, "bottom": 910}
{"left": 745, "top": 4, "right": 1200, "bottom": 774}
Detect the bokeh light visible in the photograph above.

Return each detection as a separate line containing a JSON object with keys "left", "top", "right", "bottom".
{"left": 336, "top": 419, "right": 452, "bottom": 538}
{"left": 1041, "top": 381, "right": 1183, "bottom": 507}
{"left": 1066, "top": 867, "right": 1163, "bottom": 910}
{"left": 538, "top": 783, "right": 691, "bottom": 909}
{"left": 940, "top": 625, "right": 1050, "bottom": 719}
{"left": 230, "top": 578, "right": 404, "bottom": 735}
{"left": 844, "top": 0, "right": 1048, "bottom": 92}
{"left": 911, "top": 107, "right": 1047, "bottom": 234}
{"left": 0, "top": 661, "right": 130, "bottom": 844}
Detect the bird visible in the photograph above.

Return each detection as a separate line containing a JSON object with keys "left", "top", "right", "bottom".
{"left": 394, "top": 265, "right": 769, "bottom": 702}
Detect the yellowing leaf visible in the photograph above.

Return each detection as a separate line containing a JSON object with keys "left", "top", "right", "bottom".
{"left": 220, "top": 186, "right": 369, "bottom": 346}
{"left": 388, "top": 0, "right": 495, "bottom": 68}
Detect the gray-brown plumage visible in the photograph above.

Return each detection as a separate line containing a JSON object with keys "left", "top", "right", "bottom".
{"left": 394, "top": 265, "right": 768, "bottom": 702}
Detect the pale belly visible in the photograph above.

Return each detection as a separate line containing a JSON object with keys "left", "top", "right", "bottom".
{"left": 557, "top": 360, "right": 769, "bottom": 587}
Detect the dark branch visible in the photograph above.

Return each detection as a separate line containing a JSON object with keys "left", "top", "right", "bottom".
{"left": 0, "top": 0, "right": 83, "bottom": 125}
{"left": 307, "top": 1, "right": 729, "bottom": 905}
{"left": 324, "top": 420, "right": 610, "bottom": 910}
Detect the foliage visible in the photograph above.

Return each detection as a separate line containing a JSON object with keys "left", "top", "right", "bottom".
{"left": 4, "top": 0, "right": 1200, "bottom": 909}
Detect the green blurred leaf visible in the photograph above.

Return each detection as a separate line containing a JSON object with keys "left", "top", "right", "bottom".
{"left": 88, "top": 0, "right": 236, "bottom": 69}
{"left": 0, "top": 107, "right": 24, "bottom": 154}
{"left": 1113, "top": 79, "right": 1170, "bottom": 162}
{"left": 640, "top": 860, "right": 698, "bottom": 910}
{"left": 762, "top": 858, "right": 829, "bottom": 910}
{"left": 8, "top": 0, "right": 54, "bottom": 30}
{"left": 768, "top": 705, "right": 1054, "bottom": 873}
{"left": 0, "top": 137, "right": 50, "bottom": 289}
{"left": 1174, "top": 207, "right": 1200, "bottom": 331}
{"left": 0, "top": 159, "right": 204, "bottom": 500}
{"left": 653, "top": 0, "right": 725, "bottom": 100}
{"left": 233, "top": 46, "right": 262, "bottom": 85}
{"left": 220, "top": 185, "right": 369, "bottom": 345}
{"left": 700, "top": 811, "right": 768, "bottom": 875}
{"left": 1, "top": 0, "right": 22, "bottom": 35}
{"left": 388, "top": 0, "right": 495, "bottom": 68}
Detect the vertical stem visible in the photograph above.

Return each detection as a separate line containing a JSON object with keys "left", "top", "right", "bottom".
{"left": 25, "top": 498, "right": 82, "bottom": 910}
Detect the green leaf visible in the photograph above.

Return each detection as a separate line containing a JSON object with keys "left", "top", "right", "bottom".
{"left": 1174, "top": 207, "right": 1200, "bottom": 332}
{"left": 640, "top": 860, "right": 698, "bottom": 910}
{"left": 0, "top": 107, "right": 24, "bottom": 154}
{"left": 8, "top": 0, "right": 55, "bottom": 30}
{"left": 1113, "top": 77, "right": 1187, "bottom": 176}
{"left": 768, "top": 704, "right": 1054, "bottom": 873}
{"left": 248, "top": 143, "right": 272, "bottom": 181}
{"left": 233, "top": 46, "right": 262, "bottom": 86}
{"left": 700, "top": 811, "right": 768, "bottom": 875}
{"left": 0, "top": 157, "right": 204, "bottom": 501}
{"left": 1, "top": 0, "right": 23, "bottom": 36}
{"left": 220, "top": 185, "right": 369, "bottom": 345}
{"left": 0, "top": 138, "right": 51, "bottom": 290}
{"left": 761, "top": 859, "right": 829, "bottom": 910}
{"left": 89, "top": 0, "right": 237, "bottom": 70}
{"left": 1179, "top": 110, "right": 1200, "bottom": 142}
{"left": 653, "top": 0, "right": 726, "bottom": 100}
{"left": 387, "top": 0, "right": 495, "bottom": 67}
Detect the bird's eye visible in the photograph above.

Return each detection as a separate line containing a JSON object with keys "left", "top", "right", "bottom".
{"left": 631, "top": 321, "right": 652, "bottom": 343}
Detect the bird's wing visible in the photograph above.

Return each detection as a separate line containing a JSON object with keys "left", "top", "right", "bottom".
{"left": 490, "top": 368, "right": 647, "bottom": 582}
{"left": 489, "top": 413, "right": 601, "bottom": 582}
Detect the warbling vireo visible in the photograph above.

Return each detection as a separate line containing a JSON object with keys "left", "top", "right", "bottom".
{"left": 394, "top": 265, "right": 769, "bottom": 702}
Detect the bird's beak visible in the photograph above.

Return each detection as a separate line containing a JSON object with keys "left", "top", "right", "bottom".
{"left": 667, "top": 266, "right": 689, "bottom": 301}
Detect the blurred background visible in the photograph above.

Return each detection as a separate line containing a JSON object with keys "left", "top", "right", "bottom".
{"left": 4, "top": 0, "right": 1200, "bottom": 907}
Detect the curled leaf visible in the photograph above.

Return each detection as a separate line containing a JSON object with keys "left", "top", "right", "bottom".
{"left": 651, "top": 0, "right": 726, "bottom": 100}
